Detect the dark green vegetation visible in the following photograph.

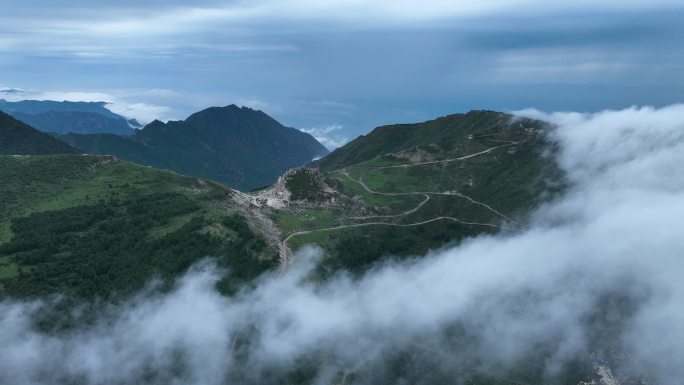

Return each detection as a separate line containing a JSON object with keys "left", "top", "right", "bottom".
{"left": 0, "top": 99, "right": 140, "bottom": 135}
{"left": 277, "top": 110, "right": 563, "bottom": 275}
{"left": 62, "top": 105, "right": 329, "bottom": 190}
{"left": 285, "top": 168, "right": 344, "bottom": 202}
{"left": 0, "top": 111, "right": 78, "bottom": 155}
{"left": 0, "top": 155, "right": 276, "bottom": 299}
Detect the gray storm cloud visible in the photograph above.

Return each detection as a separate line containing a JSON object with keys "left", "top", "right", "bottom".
{"left": 2, "top": 105, "right": 684, "bottom": 384}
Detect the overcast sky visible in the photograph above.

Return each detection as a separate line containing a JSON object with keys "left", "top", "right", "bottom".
{"left": 2, "top": 1, "right": 683, "bottom": 147}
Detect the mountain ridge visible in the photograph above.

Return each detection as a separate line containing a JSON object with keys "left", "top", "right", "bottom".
{"left": 0, "top": 111, "right": 78, "bottom": 155}
{"left": 0, "top": 99, "right": 140, "bottom": 135}
{"left": 314, "top": 110, "right": 516, "bottom": 171}
{"left": 61, "top": 105, "right": 329, "bottom": 190}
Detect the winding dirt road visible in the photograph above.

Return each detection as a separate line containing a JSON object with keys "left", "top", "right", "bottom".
{"left": 278, "top": 216, "right": 496, "bottom": 273}
{"left": 373, "top": 142, "right": 518, "bottom": 170}
{"left": 343, "top": 168, "right": 515, "bottom": 224}
{"left": 278, "top": 143, "right": 518, "bottom": 271}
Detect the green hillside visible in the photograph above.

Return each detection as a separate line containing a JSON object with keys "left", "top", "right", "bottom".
{"left": 0, "top": 111, "right": 78, "bottom": 155}
{"left": 271, "top": 111, "right": 563, "bottom": 275}
{"left": 316, "top": 110, "right": 523, "bottom": 171}
{"left": 1, "top": 110, "right": 560, "bottom": 299}
{"left": 62, "top": 105, "right": 329, "bottom": 190}
{"left": 0, "top": 155, "right": 277, "bottom": 300}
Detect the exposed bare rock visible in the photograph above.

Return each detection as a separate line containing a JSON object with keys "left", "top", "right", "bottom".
{"left": 245, "top": 167, "right": 372, "bottom": 217}
{"left": 386, "top": 146, "right": 435, "bottom": 163}
{"left": 227, "top": 189, "right": 283, "bottom": 253}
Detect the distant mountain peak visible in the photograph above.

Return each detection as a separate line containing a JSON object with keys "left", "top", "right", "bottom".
{"left": 146, "top": 119, "right": 166, "bottom": 126}
{"left": 64, "top": 105, "right": 329, "bottom": 190}
{"left": 182, "top": 104, "right": 284, "bottom": 134}
{"left": 193, "top": 104, "right": 261, "bottom": 115}
{"left": 0, "top": 88, "right": 25, "bottom": 95}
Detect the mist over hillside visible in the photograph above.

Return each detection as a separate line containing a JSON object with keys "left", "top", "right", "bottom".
{"left": 2, "top": 105, "right": 683, "bottom": 384}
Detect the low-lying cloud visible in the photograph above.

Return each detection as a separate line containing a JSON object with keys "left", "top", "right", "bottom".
{"left": 0, "top": 87, "right": 176, "bottom": 124}
{"left": 2, "top": 105, "right": 684, "bottom": 384}
{"left": 300, "top": 123, "right": 349, "bottom": 150}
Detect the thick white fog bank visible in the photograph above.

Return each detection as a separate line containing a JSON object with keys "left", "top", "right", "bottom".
{"left": 2, "top": 105, "right": 684, "bottom": 384}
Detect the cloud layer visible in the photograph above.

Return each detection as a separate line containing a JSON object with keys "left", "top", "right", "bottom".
{"left": 0, "top": 86, "right": 177, "bottom": 124}
{"left": 299, "top": 124, "right": 349, "bottom": 150}
{"left": 2, "top": 105, "right": 684, "bottom": 384}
